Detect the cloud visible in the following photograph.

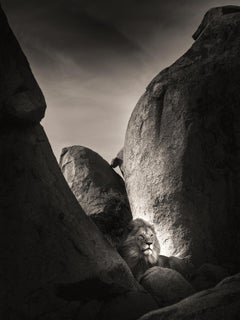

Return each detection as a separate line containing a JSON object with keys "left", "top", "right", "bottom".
{"left": 2, "top": 0, "right": 149, "bottom": 71}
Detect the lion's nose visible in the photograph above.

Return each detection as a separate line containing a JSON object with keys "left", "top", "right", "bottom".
{"left": 146, "top": 241, "right": 153, "bottom": 246}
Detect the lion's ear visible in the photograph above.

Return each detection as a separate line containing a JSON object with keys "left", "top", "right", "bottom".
{"left": 150, "top": 223, "right": 156, "bottom": 233}
{"left": 127, "top": 220, "right": 135, "bottom": 232}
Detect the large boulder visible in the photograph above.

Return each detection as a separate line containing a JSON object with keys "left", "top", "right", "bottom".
{"left": 0, "top": 125, "right": 144, "bottom": 320}
{"left": 60, "top": 146, "right": 132, "bottom": 247}
{"left": 124, "top": 6, "right": 240, "bottom": 266}
{"left": 0, "top": 5, "right": 46, "bottom": 124}
{"left": 140, "top": 267, "right": 195, "bottom": 307}
{"left": 158, "top": 255, "right": 194, "bottom": 280}
{"left": 0, "top": 6, "right": 154, "bottom": 319}
{"left": 138, "top": 273, "right": 240, "bottom": 320}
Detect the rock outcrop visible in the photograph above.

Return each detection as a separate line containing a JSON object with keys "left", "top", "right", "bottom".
{"left": 138, "top": 273, "right": 240, "bottom": 320}
{"left": 60, "top": 146, "right": 132, "bottom": 247}
{"left": 140, "top": 267, "right": 195, "bottom": 307}
{"left": 0, "top": 5, "right": 46, "bottom": 124}
{"left": 124, "top": 6, "right": 240, "bottom": 266}
{"left": 191, "top": 263, "right": 229, "bottom": 291}
{"left": 0, "top": 119, "right": 144, "bottom": 320}
{"left": 98, "top": 291, "right": 158, "bottom": 320}
{"left": 0, "top": 6, "right": 155, "bottom": 319}
{"left": 158, "top": 255, "right": 194, "bottom": 280}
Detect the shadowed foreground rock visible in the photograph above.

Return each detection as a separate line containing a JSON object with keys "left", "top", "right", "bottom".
{"left": 140, "top": 267, "right": 195, "bottom": 307}
{"left": 191, "top": 263, "right": 229, "bottom": 291}
{"left": 60, "top": 146, "right": 132, "bottom": 247}
{"left": 98, "top": 291, "right": 158, "bottom": 320}
{"left": 0, "top": 125, "right": 146, "bottom": 319}
{"left": 0, "top": 6, "right": 157, "bottom": 320}
{"left": 138, "top": 273, "right": 240, "bottom": 320}
{"left": 124, "top": 6, "right": 240, "bottom": 266}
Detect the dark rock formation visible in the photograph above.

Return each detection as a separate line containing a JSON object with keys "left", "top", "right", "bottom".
{"left": 138, "top": 273, "right": 240, "bottom": 320}
{"left": 98, "top": 291, "right": 158, "bottom": 320}
{"left": 0, "top": 6, "right": 156, "bottom": 319}
{"left": 0, "top": 6, "right": 46, "bottom": 124}
{"left": 140, "top": 267, "right": 195, "bottom": 307}
{"left": 60, "top": 146, "right": 132, "bottom": 247}
{"left": 158, "top": 255, "right": 194, "bottom": 280}
{"left": 0, "top": 125, "right": 143, "bottom": 319}
{"left": 124, "top": 6, "right": 240, "bottom": 266}
{"left": 191, "top": 263, "right": 229, "bottom": 291}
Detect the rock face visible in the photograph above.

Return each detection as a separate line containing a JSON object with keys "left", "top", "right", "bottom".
{"left": 124, "top": 6, "right": 240, "bottom": 266}
{"left": 0, "top": 125, "right": 143, "bottom": 320}
{"left": 191, "top": 263, "right": 229, "bottom": 291}
{"left": 140, "top": 267, "right": 195, "bottom": 307}
{"left": 138, "top": 273, "right": 240, "bottom": 320}
{"left": 0, "top": 6, "right": 151, "bottom": 320}
{"left": 98, "top": 291, "right": 158, "bottom": 320}
{"left": 158, "top": 255, "right": 194, "bottom": 280}
{"left": 0, "top": 5, "right": 46, "bottom": 124}
{"left": 60, "top": 146, "right": 132, "bottom": 247}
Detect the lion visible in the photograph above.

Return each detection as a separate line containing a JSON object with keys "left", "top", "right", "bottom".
{"left": 118, "top": 218, "right": 161, "bottom": 281}
{"left": 119, "top": 218, "right": 194, "bottom": 282}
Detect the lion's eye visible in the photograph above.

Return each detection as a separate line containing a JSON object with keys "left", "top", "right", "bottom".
{"left": 150, "top": 234, "right": 154, "bottom": 238}
{"left": 138, "top": 235, "right": 144, "bottom": 240}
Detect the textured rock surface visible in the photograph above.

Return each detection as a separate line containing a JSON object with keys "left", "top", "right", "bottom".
{"left": 60, "top": 146, "right": 132, "bottom": 247}
{"left": 0, "top": 7, "right": 149, "bottom": 319}
{"left": 140, "top": 267, "right": 195, "bottom": 307}
{"left": 98, "top": 291, "right": 158, "bottom": 320}
{"left": 0, "top": 125, "right": 141, "bottom": 319}
{"left": 138, "top": 273, "right": 240, "bottom": 320}
{"left": 0, "top": 5, "right": 46, "bottom": 124}
{"left": 158, "top": 255, "right": 194, "bottom": 280}
{"left": 191, "top": 263, "right": 229, "bottom": 291}
{"left": 124, "top": 6, "right": 240, "bottom": 266}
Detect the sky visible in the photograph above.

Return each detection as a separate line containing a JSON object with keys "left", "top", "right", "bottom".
{"left": 1, "top": 0, "right": 240, "bottom": 162}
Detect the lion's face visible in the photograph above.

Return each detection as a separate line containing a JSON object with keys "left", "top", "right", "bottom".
{"left": 136, "top": 227, "right": 156, "bottom": 256}
{"left": 119, "top": 218, "right": 160, "bottom": 280}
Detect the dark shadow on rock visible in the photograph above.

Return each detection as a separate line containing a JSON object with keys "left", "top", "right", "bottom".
{"left": 55, "top": 277, "right": 128, "bottom": 302}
